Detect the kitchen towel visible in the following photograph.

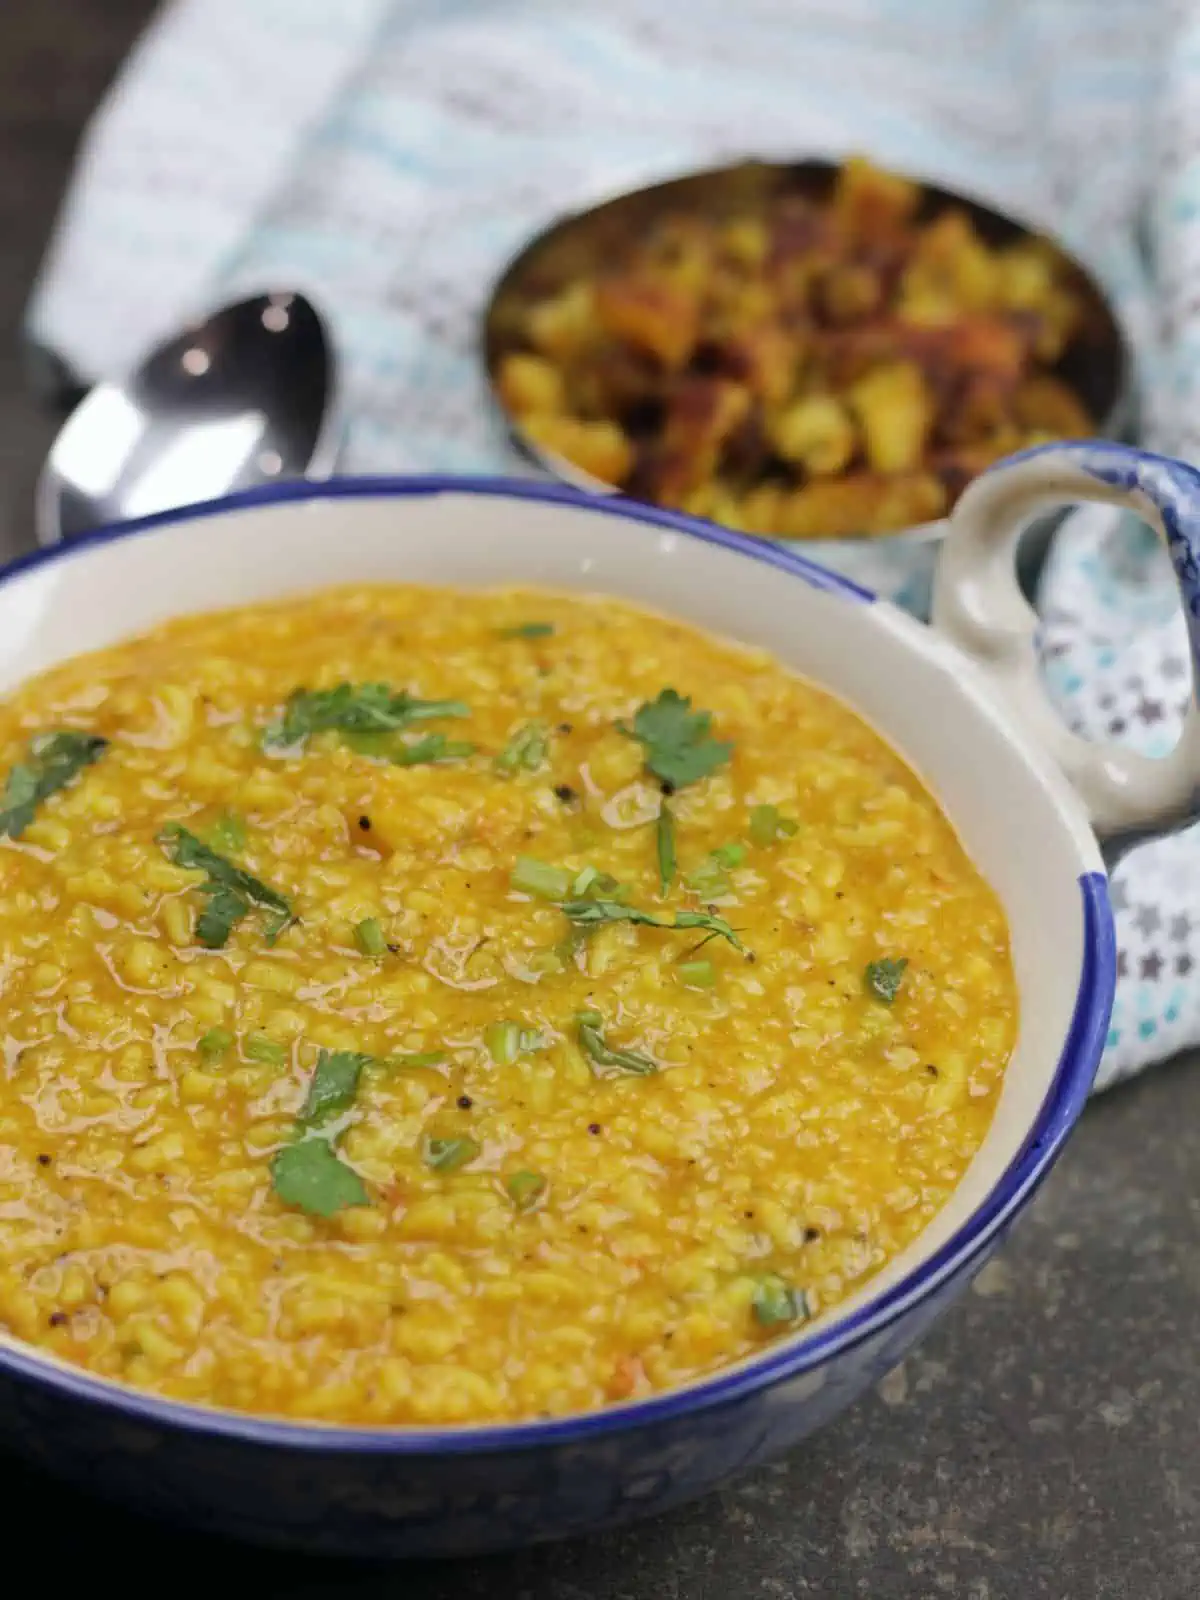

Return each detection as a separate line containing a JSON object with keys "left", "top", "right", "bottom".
{"left": 26, "top": 0, "right": 1199, "bottom": 1090}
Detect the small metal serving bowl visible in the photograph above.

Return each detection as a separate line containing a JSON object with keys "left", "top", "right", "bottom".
{"left": 483, "top": 159, "right": 1133, "bottom": 615}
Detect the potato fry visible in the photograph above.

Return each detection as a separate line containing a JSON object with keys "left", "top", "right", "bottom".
{"left": 497, "top": 155, "right": 1098, "bottom": 539}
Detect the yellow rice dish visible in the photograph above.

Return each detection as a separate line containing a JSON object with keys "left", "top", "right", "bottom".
{"left": 0, "top": 586, "right": 1016, "bottom": 1425}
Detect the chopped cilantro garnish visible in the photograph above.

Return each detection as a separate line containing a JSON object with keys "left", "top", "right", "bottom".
{"left": 656, "top": 802, "right": 676, "bottom": 893}
{"left": 271, "top": 1140, "right": 369, "bottom": 1218}
{"left": 576, "top": 1010, "right": 657, "bottom": 1076}
{"left": 390, "top": 1051, "right": 448, "bottom": 1069}
{"left": 752, "top": 1275, "right": 810, "bottom": 1328}
{"left": 208, "top": 811, "right": 246, "bottom": 853}
{"left": 299, "top": 1050, "right": 373, "bottom": 1128}
{"left": 393, "top": 733, "right": 475, "bottom": 767}
{"left": 494, "top": 722, "right": 549, "bottom": 775}
{"left": 0, "top": 731, "right": 108, "bottom": 839}
{"left": 677, "top": 959, "right": 716, "bottom": 989}
{"left": 748, "top": 804, "right": 798, "bottom": 846}
{"left": 865, "top": 957, "right": 908, "bottom": 1004}
{"left": 685, "top": 856, "right": 731, "bottom": 899}
{"left": 197, "top": 1027, "right": 233, "bottom": 1064}
{"left": 619, "top": 689, "right": 732, "bottom": 792}
{"left": 264, "top": 682, "right": 469, "bottom": 752}
{"left": 271, "top": 1048, "right": 377, "bottom": 1217}
{"left": 499, "top": 622, "right": 555, "bottom": 639}
{"left": 159, "top": 823, "right": 294, "bottom": 950}
{"left": 711, "top": 842, "right": 746, "bottom": 869}
{"left": 245, "top": 1033, "right": 286, "bottom": 1065}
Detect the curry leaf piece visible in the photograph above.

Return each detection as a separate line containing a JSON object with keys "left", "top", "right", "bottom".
{"left": 0, "top": 731, "right": 108, "bottom": 839}
{"left": 865, "top": 957, "right": 908, "bottom": 1004}
{"left": 620, "top": 689, "right": 732, "bottom": 791}
{"left": 271, "top": 1139, "right": 369, "bottom": 1217}
{"left": 264, "top": 682, "right": 468, "bottom": 751}
{"left": 300, "top": 1050, "right": 373, "bottom": 1129}
{"left": 672, "top": 909, "right": 745, "bottom": 954}
{"left": 576, "top": 1010, "right": 657, "bottom": 1076}
{"left": 159, "top": 823, "right": 294, "bottom": 949}
{"left": 560, "top": 898, "right": 745, "bottom": 953}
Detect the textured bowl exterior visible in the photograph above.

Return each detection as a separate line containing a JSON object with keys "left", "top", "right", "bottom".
{"left": 0, "top": 476, "right": 1112, "bottom": 1556}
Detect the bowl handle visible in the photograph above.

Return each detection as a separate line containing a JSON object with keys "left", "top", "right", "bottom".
{"left": 931, "top": 441, "right": 1200, "bottom": 838}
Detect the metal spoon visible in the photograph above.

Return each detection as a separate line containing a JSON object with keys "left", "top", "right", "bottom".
{"left": 36, "top": 292, "right": 338, "bottom": 546}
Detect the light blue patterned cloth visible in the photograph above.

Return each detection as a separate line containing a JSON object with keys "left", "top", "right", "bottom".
{"left": 25, "top": 0, "right": 1200, "bottom": 1090}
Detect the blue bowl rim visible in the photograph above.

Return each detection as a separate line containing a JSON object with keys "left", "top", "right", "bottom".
{"left": 0, "top": 473, "right": 1114, "bottom": 1454}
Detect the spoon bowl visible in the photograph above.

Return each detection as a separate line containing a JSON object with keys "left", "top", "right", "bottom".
{"left": 36, "top": 292, "right": 337, "bottom": 546}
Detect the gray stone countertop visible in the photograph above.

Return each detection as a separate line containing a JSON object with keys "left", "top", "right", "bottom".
{"left": 0, "top": 4, "right": 1196, "bottom": 1594}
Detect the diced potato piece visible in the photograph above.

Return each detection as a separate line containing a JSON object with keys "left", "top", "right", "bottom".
{"left": 776, "top": 475, "right": 889, "bottom": 539}
{"left": 721, "top": 215, "right": 769, "bottom": 269}
{"left": 680, "top": 483, "right": 746, "bottom": 531}
{"left": 778, "top": 471, "right": 945, "bottom": 539}
{"left": 994, "top": 241, "right": 1056, "bottom": 311}
{"left": 595, "top": 274, "right": 700, "bottom": 369}
{"left": 832, "top": 155, "right": 920, "bottom": 244}
{"left": 644, "top": 215, "right": 717, "bottom": 294}
{"left": 739, "top": 483, "right": 786, "bottom": 537}
{"left": 770, "top": 395, "right": 857, "bottom": 476}
{"left": 938, "top": 372, "right": 1010, "bottom": 445}
{"left": 942, "top": 316, "right": 1027, "bottom": 383}
{"left": 497, "top": 353, "right": 565, "bottom": 418}
{"left": 1013, "top": 375, "right": 1092, "bottom": 436}
{"left": 1028, "top": 286, "right": 1082, "bottom": 363}
{"left": 873, "top": 472, "right": 948, "bottom": 531}
{"left": 818, "top": 263, "right": 883, "bottom": 325}
{"left": 522, "top": 414, "right": 633, "bottom": 485}
{"left": 721, "top": 322, "right": 798, "bottom": 406}
{"left": 850, "top": 361, "right": 933, "bottom": 473}
{"left": 900, "top": 209, "right": 996, "bottom": 313}
{"left": 526, "top": 281, "right": 597, "bottom": 361}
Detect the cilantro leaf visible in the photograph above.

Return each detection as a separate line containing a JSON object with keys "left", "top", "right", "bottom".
{"left": 300, "top": 1050, "right": 373, "bottom": 1128}
{"left": 620, "top": 689, "right": 732, "bottom": 791}
{"left": 159, "top": 823, "right": 294, "bottom": 949}
{"left": 271, "top": 1048, "right": 378, "bottom": 1216}
{"left": 0, "top": 731, "right": 108, "bottom": 839}
{"left": 865, "top": 957, "right": 909, "bottom": 1004}
{"left": 270, "top": 1139, "right": 369, "bottom": 1217}
{"left": 264, "top": 683, "right": 469, "bottom": 752}
{"left": 576, "top": 1010, "right": 657, "bottom": 1076}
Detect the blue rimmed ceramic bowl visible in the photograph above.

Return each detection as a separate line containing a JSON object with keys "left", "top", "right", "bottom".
{"left": 0, "top": 440, "right": 1194, "bottom": 1558}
